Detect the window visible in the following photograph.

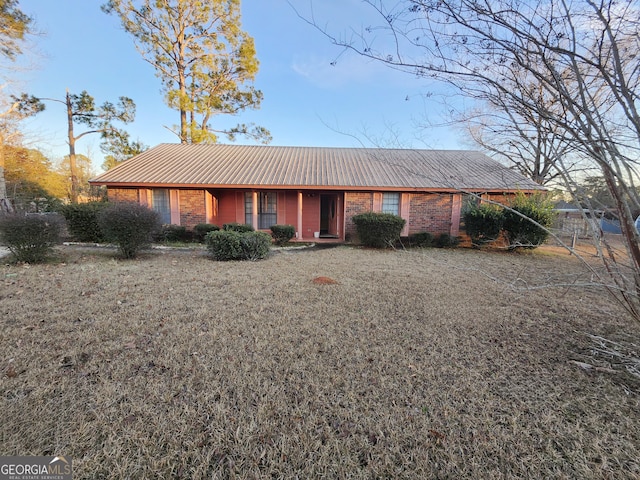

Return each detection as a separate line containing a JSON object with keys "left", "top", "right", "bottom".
{"left": 245, "top": 192, "right": 277, "bottom": 229}
{"left": 382, "top": 192, "right": 400, "bottom": 215}
{"left": 153, "top": 189, "right": 171, "bottom": 224}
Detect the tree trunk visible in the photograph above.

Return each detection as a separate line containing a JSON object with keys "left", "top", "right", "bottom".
{"left": 66, "top": 91, "right": 79, "bottom": 203}
{"left": 0, "top": 136, "right": 14, "bottom": 213}
{"left": 604, "top": 170, "right": 640, "bottom": 314}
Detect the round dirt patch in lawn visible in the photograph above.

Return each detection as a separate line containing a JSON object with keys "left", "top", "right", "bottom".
{"left": 312, "top": 276, "right": 339, "bottom": 285}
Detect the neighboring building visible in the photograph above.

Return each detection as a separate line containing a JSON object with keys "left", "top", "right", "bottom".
{"left": 89, "top": 144, "right": 544, "bottom": 242}
{"left": 553, "top": 200, "right": 609, "bottom": 236}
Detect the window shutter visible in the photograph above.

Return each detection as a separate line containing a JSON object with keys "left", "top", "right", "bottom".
{"left": 139, "top": 189, "right": 151, "bottom": 207}
{"left": 372, "top": 192, "right": 382, "bottom": 212}
{"left": 169, "top": 190, "right": 180, "bottom": 225}
{"left": 400, "top": 193, "right": 410, "bottom": 236}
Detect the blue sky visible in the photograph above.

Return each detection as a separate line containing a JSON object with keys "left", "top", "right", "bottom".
{"left": 18, "top": 0, "right": 466, "bottom": 171}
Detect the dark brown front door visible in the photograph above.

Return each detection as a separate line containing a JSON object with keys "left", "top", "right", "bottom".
{"left": 320, "top": 194, "right": 339, "bottom": 237}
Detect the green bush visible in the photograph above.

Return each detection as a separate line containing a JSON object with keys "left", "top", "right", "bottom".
{"left": 156, "top": 224, "right": 190, "bottom": 243}
{"left": 223, "top": 222, "right": 254, "bottom": 233}
{"left": 352, "top": 212, "right": 406, "bottom": 248}
{"left": 463, "top": 203, "right": 504, "bottom": 247}
{"left": 0, "top": 213, "right": 65, "bottom": 263}
{"left": 205, "top": 230, "right": 271, "bottom": 261}
{"left": 434, "top": 233, "right": 460, "bottom": 248}
{"left": 270, "top": 224, "right": 296, "bottom": 246}
{"left": 59, "top": 201, "right": 107, "bottom": 242}
{"left": 240, "top": 231, "right": 272, "bottom": 260}
{"left": 408, "top": 231, "right": 434, "bottom": 248}
{"left": 502, "top": 193, "right": 556, "bottom": 250}
{"left": 97, "top": 202, "right": 160, "bottom": 259}
{"left": 206, "top": 230, "right": 243, "bottom": 260}
{"left": 193, "top": 223, "right": 219, "bottom": 242}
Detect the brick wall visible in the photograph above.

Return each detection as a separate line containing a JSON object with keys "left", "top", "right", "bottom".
{"left": 344, "top": 192, "right": 373, "bottom": 239}
{"left": 107, "top": 187, "right": 208, "bottom": 229}
{"left": 179, "top": 190, "right": 206, "bottom": 228}
{"left": 408, "top": 193, "right": 454, "bottom": 235}
{"left": 484, "top": 193, "right": 516, "bottom": 206}
{"left": 344, "top": 191, "right": 460, "bottom": 239}
{"left": 107, "top": 188, "right": 139, "bottom": 203}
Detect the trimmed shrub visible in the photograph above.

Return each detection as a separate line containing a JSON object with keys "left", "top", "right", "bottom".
{"left": 463, "top": 203, "right": 504, "bottom": 247}
{"left": 434, "top": 233, "right": 460, "bottom": 248}
{"left": 59, "top": 201, "right": 107, "bottom": 242}
{"left": 352, "top": 212, "right": 406, "bottom": 248}
{"left": 156, "top": 224, "right": 190, "bottom": 243}
{"left": 97, "top": 202, "right": 160, "bottom": 259}
{"left": 223, "top": 222, "right": 254, "bottom": 233}
{"left": 408, "top": 231, "right": 434, "bottom": 248}
{"left": 193, "top": 223, "right": 219, "bottom": 242}
{"left": 502, "top": 193, "right": 556, "bottom": 250}
{"left": 240, "top": 231, "right": 272, "bottom": 260}
{"left": 0, "top": 213, "right": 65, "bottom": 263}
{"left": 206, "top": 230, "right": 243, "bottom": 260}
{"left": 205, "top": 230, "right": 271, "bottom": 261}
{"left": 270, "top": 224, "right": 296, "bottom": 246}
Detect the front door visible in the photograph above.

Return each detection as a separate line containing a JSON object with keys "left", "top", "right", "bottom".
{"left": 320, "top": 194, "right": 339, "bottom": 237}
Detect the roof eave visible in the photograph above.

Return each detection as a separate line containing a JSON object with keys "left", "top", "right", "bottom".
{"left": 91, "top": 181, "right": 544, "bottom": 193}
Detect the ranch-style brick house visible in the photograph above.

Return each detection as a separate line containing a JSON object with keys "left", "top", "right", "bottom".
{"left": 89, "top": 144, "right": 544, "bottom": 242}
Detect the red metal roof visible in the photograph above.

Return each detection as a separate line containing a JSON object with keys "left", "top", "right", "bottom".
{"left": 90, "top": 144, "right": 544, "bottom": 192}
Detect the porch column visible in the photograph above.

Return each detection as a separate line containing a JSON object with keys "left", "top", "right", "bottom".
{"left": 297, "top": 191, "right": 303, "bottom": 239}
{"left": 252, "top": 191, "right": 259, "bottom": 230}
{"left": 450, "top": 193, "right": 462, "bottom": 237}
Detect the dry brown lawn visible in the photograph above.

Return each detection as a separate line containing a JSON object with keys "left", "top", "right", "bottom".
{"left": 1, "top": 244, "right": 639, "bottom": 479}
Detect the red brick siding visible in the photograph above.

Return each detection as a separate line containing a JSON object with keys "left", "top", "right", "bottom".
{"left": 343, "top": 192, "right": 459, "bottom": 239}
{"left": 483, "top": 193, "right": 516, "bottom": 206}
{"left": 178, "top": 190, "right": 206, "bottom": 228}
{"left": 107, "top": 188, "right": 139, "bottom": 203}
{"left": 408, "top": 193, "right": 454, "bottom": 235}
{"left": 344, "top": 192, "right": 373, "bottom": 239}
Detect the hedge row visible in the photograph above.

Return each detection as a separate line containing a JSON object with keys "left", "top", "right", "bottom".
{"left": 205, "top": 230, "right": 271, "bottom": 261}
{"left": 463, "top": 193, "right": 556, "bottom": 250}
{"left": 352, "top": 212, "right": 406, "bottom": 248}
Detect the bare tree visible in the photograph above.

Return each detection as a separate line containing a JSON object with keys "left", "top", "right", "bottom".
{"left": 302, "top": 0, "right": 640, "bottom": 320}
{"left": 453, "top": 86, "right": 574, "bottom": 186}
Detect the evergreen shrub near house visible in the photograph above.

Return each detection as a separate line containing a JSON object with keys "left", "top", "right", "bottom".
{"left": 205, "top": 230, "right": 271, "bottom": 261}
{"left": 352, "top": 212, "right": 406, "bottom": 248}
{"left": 193, "top": 223, "right": 219, "bottom": 242}
{"left": 408, "top": 231, "right": 434, "bottom": 248}
{"left": 463, "top": 203, "right": 505, "bottom": 248}
{"left": 434, "top": 233, "right": 461, "bottom": 248}
{"left": 0, "top": 213, "right": 65, "bottom": 263}
{"left": 206, "top": 230, "right": 243, "bottom": 260}
{"left": 156, "top": 224, "right": 190, "bottom": 243}
{"left": 97, "top": 202, "right": 160, "bottom": 259}
{"left": 223, "top": 222, "right": 254, "bottom": 233}
{"left": 59, "top": 201, "right": 107, "bottom": 242}
{"left": 240, "top": 231, "right": 272, "bottom": 260}
{"left": 270, "top": 224, "right": 296, "bottom": 246}
{"left": 502, "top": 193, "right": 556, "bottom": 250}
